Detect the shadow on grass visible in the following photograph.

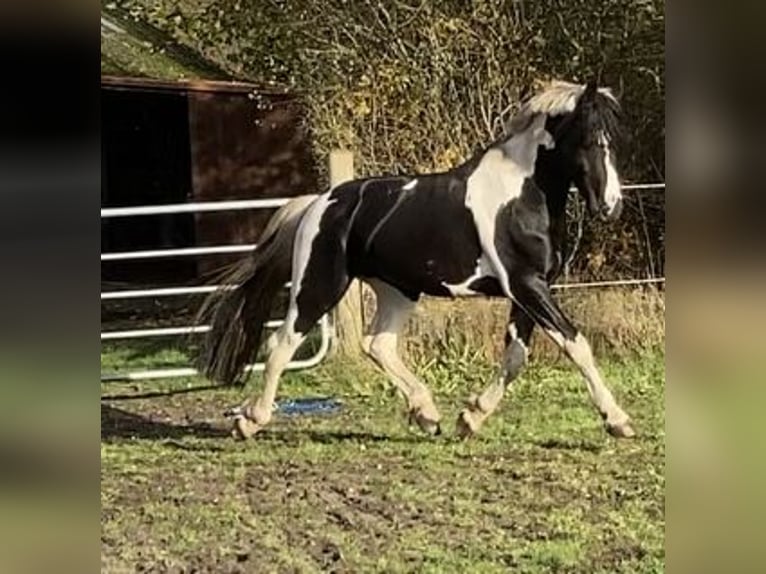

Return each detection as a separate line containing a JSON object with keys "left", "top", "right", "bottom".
{"left": 533, "top": 437, "right": 605, "bottom": 453}
{"left": 101, "top": 383, "right": 224, "bottom": 401}
{"left": 101, "top": 403, "right": 421, "bottom": 446}
{"left": 260, "top": 429, "right": 424, "bottom": 446}
{"left": 158, "top": 429, "right": 423, "bottom": 454}
{"left": 101, "top": 404, "right": 229, "bottom": 440}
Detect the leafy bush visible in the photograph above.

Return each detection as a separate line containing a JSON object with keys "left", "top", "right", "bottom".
{"left": 111, "top": 0, "right": 664, "bottom": 277}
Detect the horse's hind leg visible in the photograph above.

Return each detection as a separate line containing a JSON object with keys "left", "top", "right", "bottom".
{"left": 456, "top": 305, "right": 534, "bottom": 437}
{"left": 230, "top": 193, "right": 353, "bottom": 439}
{"left": 229, "top": 318, "right": 306, "bottom": 439}
{"left": 364, "top": 279, "right": 441, "bottom": 435}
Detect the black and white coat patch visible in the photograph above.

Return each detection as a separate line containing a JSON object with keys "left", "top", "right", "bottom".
{"left": 291, "top": 113, "right": 555, "bottom": 320}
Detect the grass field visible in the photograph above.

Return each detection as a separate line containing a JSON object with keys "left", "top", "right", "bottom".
{"left": 101, "top": 343, "right": 664, "bottom": 573}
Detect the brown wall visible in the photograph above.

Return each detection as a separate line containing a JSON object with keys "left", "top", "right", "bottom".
{"left": 101, "top": 77, "right": 321, "bottom": 286}
{"left": 189, "top": 89, "right": 321, "bottom": 277}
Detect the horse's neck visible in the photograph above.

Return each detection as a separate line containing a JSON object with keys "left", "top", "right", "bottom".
{"left": 532, "top": 155, "right": 570, "bottom": 219}
{"left": 497, "top": 138, "right": 539, "bottom": 174}
{"left": 542, "top": 181, "right": 569, "bottom": 219}
{"left": 461, "top": 148, "right": 535, "bottom": 212}
{"left": 532, "top": 164, "right": 571, "bottom": 272}
{"left": 473, "top": 128, "right": 544, "bottom": 185}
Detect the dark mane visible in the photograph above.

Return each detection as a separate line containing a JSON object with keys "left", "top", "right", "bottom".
{"left": 451, "top": 81, "right": 624, "bottom": 177}
{"left": 590, "top": 91, "right": 624, "bottom": 145}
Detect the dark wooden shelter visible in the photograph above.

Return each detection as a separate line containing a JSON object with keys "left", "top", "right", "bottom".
{"left": 101, "top": 10, "right": 320, "bottom": 285}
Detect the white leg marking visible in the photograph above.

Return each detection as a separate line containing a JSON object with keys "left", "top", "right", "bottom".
{"left": 264, "top": 332, "right": 279, "bottom": 353}
{"left": 364, "top": 280, "right": 440, "bottom": 432}
{"left": 257, "top": 322, "right": 304, "bottom": 414}
{"left": 508, "top": 323, "right": 528, "bottom": 355}
{"left": 234, "top": 317, "right": 305, "bottom": 438}
{"left": 544, "top": 329, "right": 629, "bottom": 426}
{"left": 457, "top": 321, "right": 529, "bottom": 437}
{"left": 233, "top": 191, "right": 336, "bottom": 438}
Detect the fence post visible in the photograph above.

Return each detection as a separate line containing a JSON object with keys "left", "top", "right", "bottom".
{"left": 329, "top": 150, "right": 364, "bottom": 355}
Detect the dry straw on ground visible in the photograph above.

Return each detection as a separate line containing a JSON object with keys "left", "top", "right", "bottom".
{"left": 362, "top": 286, "right": 665, "bottom": 362}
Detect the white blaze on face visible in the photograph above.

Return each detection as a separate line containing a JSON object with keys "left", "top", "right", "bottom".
{"left": 600, "top": 132, "right": 622, "bottom": 215}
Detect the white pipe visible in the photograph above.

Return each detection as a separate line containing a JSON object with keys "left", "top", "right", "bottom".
{"left": 101, "top": 285, "right": 228, "bottom": 299}
{"left": 100, "top": 277, "right": 659, "bottom": 302}
{"left": 101, "top": 282, "right": 291, "bottom": 300}
{"left": 101, "top": 316, "right": 331, "bottom": 381}
{"left": 620, "top": 183, "right": 666, "bottom": 190}
{"left": 101, "top": 198, "right": 290, "bottom": 218}
{"left": 551, "top": 277, "right": 664, "bottom": 290}
{"left": 101, "top": 244, "right": 256, "bottom": 261}
{"left": 101, "top": 320, "right": 285, "bottom": 340}
{"left": 567, "top": 182, "right": 665, "bottom": 193}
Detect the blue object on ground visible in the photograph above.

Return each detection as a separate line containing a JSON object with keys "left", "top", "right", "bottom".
{"left": 276, "top": 397, "right": 343, "bottom": 416}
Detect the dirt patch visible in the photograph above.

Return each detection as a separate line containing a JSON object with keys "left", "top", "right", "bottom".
{"left": 243, "top": 457, "right": 437, "bottom": 572}
{"left": 101, "top": 353, "right": 665, "bottom": 572}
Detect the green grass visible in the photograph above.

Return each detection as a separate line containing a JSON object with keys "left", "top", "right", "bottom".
{"left": 101, "top": 343, "right": 664, "bottom": 573}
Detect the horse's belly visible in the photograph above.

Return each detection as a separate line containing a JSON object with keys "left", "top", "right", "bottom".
{"left": 439, "top": 255, "right": 503, "bottom": 297}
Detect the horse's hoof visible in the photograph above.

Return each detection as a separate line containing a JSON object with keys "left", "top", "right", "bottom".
{"left": 231, "top": 415, "right": 262, "bottom": 440}
{"left": 408, "top": 409, "right": 442, "bottom": 436}
{"left": 417, "top": 417, "right": 442, "bottom": 437}
{"left": 455, "top": 409, "right": 479, "bottom": 439}
{"left": 606, "top": 421, "right": 636, "bottom": 439}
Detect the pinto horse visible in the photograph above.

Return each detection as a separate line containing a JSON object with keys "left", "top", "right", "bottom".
{"left": 197, "top": 80, "right": 635, "bottom": 440}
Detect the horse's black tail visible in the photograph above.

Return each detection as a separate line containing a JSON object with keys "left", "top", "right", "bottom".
{"left": 195, "top": 195, "right": 318, "bottom": 385}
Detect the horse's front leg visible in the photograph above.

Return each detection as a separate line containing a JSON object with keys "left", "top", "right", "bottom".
{"left": 511, "top": 273, "right": 635, "bottom": 438}
{"left": 456, "top": 305, "right": 534, "bottom": 437}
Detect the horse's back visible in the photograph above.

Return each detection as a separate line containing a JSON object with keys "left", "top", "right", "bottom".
{"left": 309, "top": 172, "right": 555, "bottom": 300}
{"left": 341, "top": 173, "right": 484, "bottom": 298}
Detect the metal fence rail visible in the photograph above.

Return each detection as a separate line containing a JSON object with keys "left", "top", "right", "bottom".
{"left": 101, "top": 195, "right": 325, "bottom": 382}
{"left": 101, "top": 197, "right": 290, "bottom": 218}
{"left": 101, "top": 244, "right": 256, "bottom": 261}
{"left": 101, "top": 182, "right": 665, "bottom": 381}
{"left": 100, "top": 316, "right": 331, "bottom": 382}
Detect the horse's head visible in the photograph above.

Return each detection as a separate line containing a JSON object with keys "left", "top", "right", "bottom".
{"left": 546, "top": 81, "right": 624, "bottom": 220}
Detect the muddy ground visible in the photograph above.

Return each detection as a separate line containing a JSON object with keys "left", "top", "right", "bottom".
{"left": 101, "top": 352, "right": 664, "bottom": 573}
